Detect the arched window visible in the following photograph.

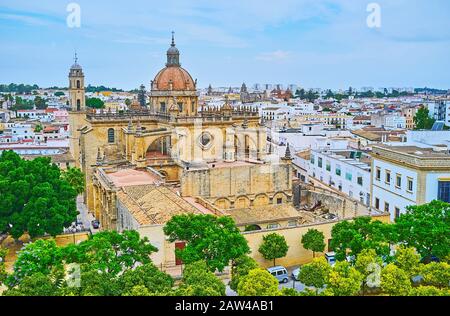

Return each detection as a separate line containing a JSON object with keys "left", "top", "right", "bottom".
{"left": 108, "top": 128, "right": 115, "bottom": 143}
{"left": 76, "top": 99, "right": 81, "bottom": 111}
{"left": 76, "top": 80, "right": 80, "bottom": 89}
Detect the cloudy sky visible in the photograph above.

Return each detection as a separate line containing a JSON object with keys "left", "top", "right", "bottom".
{"left": 1, "top": 0, "right": 449, "bottom": 90}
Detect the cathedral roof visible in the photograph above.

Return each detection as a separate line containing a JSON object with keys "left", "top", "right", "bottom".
{"left": 152, "top": 32, "right": 196, "bottom": 91}
{"left": 153, "top": 66, "right": 196, "bottom": 91}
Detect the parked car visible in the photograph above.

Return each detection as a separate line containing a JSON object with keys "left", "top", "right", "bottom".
{"left": 325, "top": 252, "right": 336, "bottom": 266}
{"left": 291, "top": 267, "right": 301, "bottom": 281}
{"left": 267, "top": 266, "right": 289, "bottom": 283}
{"left": 420, "top": 255, "right": 440, "bottom": 264}
{"left": 91, "top": 220, "right": 100, "bottom": 229}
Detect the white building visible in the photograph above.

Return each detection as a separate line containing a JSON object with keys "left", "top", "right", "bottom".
{"left": 267, "top": 125, "right": 354, "bottom": 156}
{"left": 7, "top": 123, "right": 35, "bottom": 141}
{"left": 0, "top": 139, "right": 70, "bottom": 156}
{"left": 294, "top": 149, "right": 372, "bottom": 206}
{"left": 371, "top": 145, "right": 450, "bottom": 221}
{"left": 261, "top": 106, "right": 291, "bottom": 121}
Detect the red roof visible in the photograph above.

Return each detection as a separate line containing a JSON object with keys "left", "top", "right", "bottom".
{"left": 43, "top": 126, "right": 59, "bottom": 133}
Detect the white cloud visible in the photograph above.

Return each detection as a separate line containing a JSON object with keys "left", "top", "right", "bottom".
{"left": 256, "top": 50, "right": 291, "bottom": 62}
{"left": 0, "top": 13, "right": 51, "bottom": 26}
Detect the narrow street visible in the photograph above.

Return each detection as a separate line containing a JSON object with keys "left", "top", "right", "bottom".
{"left": 76, "top": 196, "right": 96, "bottom": 232}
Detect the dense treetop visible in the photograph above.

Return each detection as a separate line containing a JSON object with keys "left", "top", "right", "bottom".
{"left": 0, "top": 151, "right": 78, "bottom": 239}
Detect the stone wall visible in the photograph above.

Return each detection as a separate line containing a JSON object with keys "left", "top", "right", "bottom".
{"left": 243, "top": 213, "right": 390, "bottom": 268}
{"left": 299, "top": 185, "right": 376, "bottom": 220}
{"left": 180, "top": 162, "right": 293, "bottom": 209}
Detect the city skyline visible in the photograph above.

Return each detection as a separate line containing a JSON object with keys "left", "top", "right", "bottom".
{"left": 1, "top": 0, "right": 450, "bottom": 90}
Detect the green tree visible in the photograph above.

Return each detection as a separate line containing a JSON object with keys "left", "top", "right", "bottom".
{"left": 325, "top": 261, "right": 363, "bottom": 296}
{"left": 420, "top": 262, "right": 450, "bottom": 289}
{"left": 122, "top": 285, "right": 153, "bottom": 296}
{"left": 75, "top": 270, "right": 121, "bottom": 296}
{"left": 237, "top": 268, "right": 280, "bottom": 296}
{"left": 34, "top": 124, "right": 43, "bottom": 133}
{"left": 301, "top": 229, "right": 325, "bottom": 258}
{"left": 295, "top": 88, "right": 305, "bottom": 100}
{"left": 395, "top": 200, "right": 450, "bottom": 261}
{"left": 6, "top": 239, "right": 63, "bottom": 287}
{"left": 393, "top": 246, "right": 421, "bottom": 278}
{"left": 64, "top": 230, "right": 157, "bottom": 276}
{"left": 0, "top": 151, "right": 78, "bottom": 239}
{"left": 3, "top": 272, "right": 61, "bottom": 296}
{"left": 281, "top": 287, "right": 301, "bottom": 296}
{"left": 0, "top": 83, "right": 39, "bottom": 94}
{"left": 119, "top": 263, "right": 173, "bottom": 295}
{"left": 54, "top": 91, "right": 65, "bottom": 97}
{"left": 410, "top": 286, "right": 450, "bottom": 296}
{"left": 85, "top": 97, "right": 105, "bottom": 109}
{"left": 325, "top": 89, "right": 334, "bottom": 99}
{"left": 176, "top": 261, "right": 225, "bottom": 296}
{"left": 381, "top": 264, "right": 412, "bottom": 296}
{"left": 125, "top": 98, "right": 132, "bottom": 107}
{"left": 258, "top": 233, "right": 289, "bottom": 266}
{"left": 0, "top": 248, "right": 7, "bottom": 286}
{"left": 164, "top": 214, "right": 249, "bottom": 272}
{"left": 334, "top": 93, "right": 349, "bottom": 102}
{"left": 330, "top": 216, "right": 392, "bottom": 261}
{"left": 229, "top": 254, "right": 258, "bottom": 291}
{"left": 3, "top": 231, "right": 162, "bottom": 296}
{"left": 61, "top": 167, "right": 85, "bottom": 195}
{"left": 138, "top": 84, "right": 147, "bottom": 107}
{"left": 413, "top": 107, "right": 435, "bottom": 130}
{"left": 299, "top": 288, "right": 326, "bottom": 296}
{"left": 305, "top": 89, "right": 319, "bottom": 102}
{"left": 34, "top": 96, "right": 47, "bottom": 109}
{"left": 354, "top": 248, "right": 383, "bottom": 295}
{"left": 298, "top": 257, "right": 331, "bottom": 293}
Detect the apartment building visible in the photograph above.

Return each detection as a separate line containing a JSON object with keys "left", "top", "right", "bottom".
{"left": 371, "top": 145, "right": 450, "bottom": 221}
{"left": 401, "top": 106, "right": 418, "bottom": 129}
{"left": 427, "top": 100, "right": 450, "bottom": 126}
{"left": 292, "top": 113, "right": 354, "bottom": 129}
{"left": 294, "top": 149, "right": 372, "bottom": 206}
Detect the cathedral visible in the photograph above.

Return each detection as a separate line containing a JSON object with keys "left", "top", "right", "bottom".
{"left": 68, "top": 34, "right": 295, "bottom": 241}
{"left": 65, "top": 34, "right": 387, "bottom": 269}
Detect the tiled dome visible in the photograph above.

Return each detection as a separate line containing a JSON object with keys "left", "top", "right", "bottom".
{"left": 153, "top": 66, "right": 195, "bottom": 91}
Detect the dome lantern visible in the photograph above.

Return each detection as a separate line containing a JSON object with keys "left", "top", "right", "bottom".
{"left": 166, "top": 31, "right": 180, "bottom": 67}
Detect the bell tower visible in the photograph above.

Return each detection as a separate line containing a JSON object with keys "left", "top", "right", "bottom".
{"left": 69, "top": 53, "right": 85, "bottom": 111}
{"left": 68, "top": 52, "right": 87, "bottom": 168}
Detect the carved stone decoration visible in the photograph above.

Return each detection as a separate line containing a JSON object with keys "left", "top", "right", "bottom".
{"left": 198, "top": 132, "right": 213, "bottom": 150}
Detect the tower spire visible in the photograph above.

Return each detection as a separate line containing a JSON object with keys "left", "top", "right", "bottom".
{"left": 74, "top": 51, "right": 78, "bottom": 64}
{"left": 171, "top": 31, "right": 175, "bottom": 46}
{"left": 284, "top": 143, "right": 292, "bottom": 160}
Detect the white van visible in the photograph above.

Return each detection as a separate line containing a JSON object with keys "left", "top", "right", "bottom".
{"left": 325, "top": 252, "right": 336, "bottom": 266}
{"left": 267, "top": 266, "right": 289, "bottom": 283}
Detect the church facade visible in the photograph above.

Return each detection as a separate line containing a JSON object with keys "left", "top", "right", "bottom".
{"left": 68, "top": 34, "right": 293, "bottom": 230}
